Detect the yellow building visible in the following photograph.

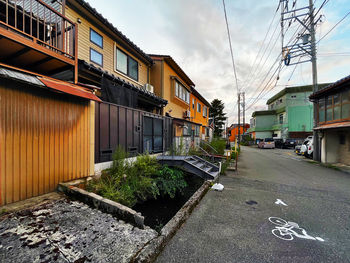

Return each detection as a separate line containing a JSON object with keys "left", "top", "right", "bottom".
{"left": 149, "top": 54, "right": 211, "bottom": 149}
{"left": 65, "top": 0, "right": 167, "bottom": 113}
{"left": 190, "top": 88, "right": 211, "bottom": 141}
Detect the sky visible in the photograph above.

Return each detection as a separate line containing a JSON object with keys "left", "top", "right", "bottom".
{"left": 85, "top": 0, "right": 350, "bottom": 125}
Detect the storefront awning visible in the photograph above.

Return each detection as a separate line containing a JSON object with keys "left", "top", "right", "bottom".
{"left": 314, "top": 121, "right": 350, "bottom": 130}
{"left": 40, "top": 77, "right": 102, "bottom": 102}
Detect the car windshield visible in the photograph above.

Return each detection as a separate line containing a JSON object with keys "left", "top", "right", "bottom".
{"left": 264, "top": 138, "right": 274, "bottom": 142}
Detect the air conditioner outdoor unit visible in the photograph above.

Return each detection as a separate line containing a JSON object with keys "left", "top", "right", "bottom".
{"left": 144, "top": 83, "right": 154, "bottom": 93}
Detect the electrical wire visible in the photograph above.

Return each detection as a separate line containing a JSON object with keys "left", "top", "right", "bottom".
{"left": 317, "top": 10, "right": 350, "bottom": 43}
{"left": 222, "top": 0, "right": 239, "bottom": 93}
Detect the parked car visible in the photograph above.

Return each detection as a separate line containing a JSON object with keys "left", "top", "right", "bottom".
{"left": 273, "top": 138, "right": 284, "bottom": 149}
{"left": 258, "top": 138, "right": 275, "bottom": 149}
{"left": 300, "top": 136, "right": 313, "bottom": 157}
{"left": 284, "top": 138, "right": 297, "bottom": 149}
{"left": 307, "top": 139, "right": 313, "bottom": 158}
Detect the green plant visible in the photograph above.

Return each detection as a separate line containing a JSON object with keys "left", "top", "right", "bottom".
{"left": 156, "top": 166, "right": 187, "bottom": 198}
{"left": 87, "top": 148, "right": 190, "bottom": 208}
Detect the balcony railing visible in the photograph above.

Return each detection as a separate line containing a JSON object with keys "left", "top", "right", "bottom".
{"left": 0, "top": 0, "right": 76, "bottom": 60}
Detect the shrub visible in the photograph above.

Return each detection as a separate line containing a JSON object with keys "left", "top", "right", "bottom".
{"left": 156, "top": 166, "right": 187, "bottom": 198}
{"left": 87, "top": 148, "right": 189, "bottom": 207}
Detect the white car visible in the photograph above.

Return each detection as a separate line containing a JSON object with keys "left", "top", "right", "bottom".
{"left": 300, "top": 136, "right": 313, "bottom": 157}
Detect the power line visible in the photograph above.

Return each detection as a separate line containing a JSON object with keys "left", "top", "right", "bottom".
{"left": 241, "top": 2, "right": 280, "bottom": 91}
{"left": 317, "top": 10, "right": 350, "bottom": 43}
{"left": 222, "top": 0, "right": 239, "bottom": 93}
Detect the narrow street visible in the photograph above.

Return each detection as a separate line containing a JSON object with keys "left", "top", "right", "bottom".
{"left": 156, "top": 146, "right": 350, "bottom": 263}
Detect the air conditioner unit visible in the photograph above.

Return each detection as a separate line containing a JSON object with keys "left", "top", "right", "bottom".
{"left": 184, "top": 110, "right": 191, "bottom": 118}
{"left": 144, "top": 83, "right": 154, "bottom": 93}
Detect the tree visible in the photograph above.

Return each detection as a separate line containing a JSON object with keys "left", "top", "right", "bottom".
{"left": 209, "top": 99, "right": 227, "bottom": 137}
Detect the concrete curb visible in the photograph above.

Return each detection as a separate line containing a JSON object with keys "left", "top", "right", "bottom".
{"left": 131, "top": 180, "right": 212, "bottom": 263}
{"left": 58, "top": 180, "right": 144, "bottom": 229}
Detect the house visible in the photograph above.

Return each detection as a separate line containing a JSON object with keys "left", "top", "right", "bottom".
{"left": 190, "top": 88, "right": 212, "bottom": 142}
{"left": 149, "top": 54, "right": 200, "bottom": 151}
{"left": 248, "top": 111, "right": 276, "bottom": 140}
{"left": 227, "top": 124, "right": 250, "bottom": 142}
{"left": 0, "top": 0, "right": 100, "bottom": 205}
{"left": 248, "top": 84, "right": 328, "bottom": 141}
{"left": 64, "top": 0, "right": 172, "bottom": 161}
{"left": 310, "top": 75, "right": 350, "bottom": 166}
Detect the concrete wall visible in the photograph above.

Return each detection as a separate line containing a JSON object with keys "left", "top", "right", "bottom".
{"left": 322, "top": 130, "right": 340, "bottom": 163}
{"left": 255, "top": 131, "right": 273, "bottom": 140}
{"left": 288, "top": 105, "right": 313, "bottom": 132}
{"left": 339, "top": 131, "right": 350, "bottom": 166}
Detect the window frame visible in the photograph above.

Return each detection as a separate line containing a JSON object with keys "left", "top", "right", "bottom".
{"left": 203, "top": 106, "right": 207, "bottom": 117}
{"left": 318, "top": 89, "right": 350, "bottom": 124}
{"left": 90, "top": 28, "right": 103, "bottom": 48}
{"left": 90, "top": 47, "right": 103, "bottom": 67}
{"left": 115, "top": 47, "right": 139, "bottom": 81}
{"left": 197, "top": 102, "right": 201, "bottom": 113}
{"left": 174, "top": 79, "right": 190, "bottom": 104}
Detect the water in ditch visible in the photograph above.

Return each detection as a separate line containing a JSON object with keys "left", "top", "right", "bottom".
{"left": 132, "top": 174, "right": 204, "bottom": 232}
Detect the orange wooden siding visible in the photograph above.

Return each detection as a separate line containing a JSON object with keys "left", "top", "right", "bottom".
{"left": 0, "top": 79, "right": 91, "bottom": 206}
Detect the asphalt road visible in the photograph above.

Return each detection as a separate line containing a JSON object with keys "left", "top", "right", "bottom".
{"left": 156, "top": 146, "right": 350, "bottom": 263}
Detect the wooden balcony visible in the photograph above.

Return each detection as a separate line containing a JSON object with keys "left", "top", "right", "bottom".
{"left": 0, "top": 0, "right": 76, "bottom": 79}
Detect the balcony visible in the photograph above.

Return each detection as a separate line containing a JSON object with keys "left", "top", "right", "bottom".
{"left": 0, "top": 0, "right": 76, "bottom": 78}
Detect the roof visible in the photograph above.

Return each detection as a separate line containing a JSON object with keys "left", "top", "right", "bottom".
{"left": 314, "top": 121, "right": 350, "bottom": 130}
{"left": 310, "top": 74, "right": 350, "bottom": 99}
{"left": 266, "top": 84, "right": 329, "bottom": 105}
{"left": 0, "top": 65, "right": 101, "bottom": 101}
{"left": 79, "top": 60, "right": 168, "bottom": 106}
{"left": 252, "top": 110, "right": 276, "bottom": 117}
{"left": 172, "top": 117, "right": 202, "bottom": 126}
{"left": 149, "top": 54, "right": 195, "bottom": 87}
{"left": 69, "top": 0, "right": 153, "bottom": 65}
{"left": 191, "top": 87, "right": 211, "bottom": 107}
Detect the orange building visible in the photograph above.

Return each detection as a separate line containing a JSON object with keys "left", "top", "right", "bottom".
{"left": 190, "top": 88, "right": 211, "bottom": 141}
{"left": 227, "top": 124, "right": 250, "bottom": 142}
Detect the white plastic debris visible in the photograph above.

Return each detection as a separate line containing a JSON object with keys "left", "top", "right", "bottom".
{"left": 275, "top": 199, "right": 288, "bottom": 206}
{"left": 211, "top": 183, "right": 224, "bottom": 191}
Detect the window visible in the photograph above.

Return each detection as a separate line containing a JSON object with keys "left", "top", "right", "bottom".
{"left": 318, "top": 90, "right": 350, "bottom": 123}
{"left": 128, "top": 57, "right": 138, "bottom": 81}
{"left": 318, "top": 98, "right": 325, "bottom": 123}
{"left": 90, "top": 28, "right": 103, "bottom": 48}
{"left": 342, "top": 90, "right": 350, "bottom": 119}
{"left": 326, "top": 96, "right": 333, "bottom": 121}
{"left": 203, "top": 106, "right": 207, "bottom": 117}
{"left": 279, "top": 114, "right": 283, "bottom": 124}
{"left": 116, "top": 48, "right": 138, "bottom": 81}
{"left": 183, "top": 124, "right": 192, "bottom": 136}
{"left": 195, "top": 126, "right": 200, "bottom": 137}
{"left": 116, "top": 49, "right": 127, "bottom": 74}
{"left": 90, "top": 48, "right": 103, "bottom": 66}
{"left": 175, "top": 80, "right": 190, "bottom": 104}
{"left": 197, "top": 102, "right": 201, "bottom": 113}
{"left": 192, "top": 98, "right": 195, "bottom": 109}
{"left": 143, "top": 117, "right": 163, "bottom": 153}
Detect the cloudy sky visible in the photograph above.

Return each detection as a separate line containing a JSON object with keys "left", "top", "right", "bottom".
{"left": 86, "top": 0, "right": 350, "bottom": 124}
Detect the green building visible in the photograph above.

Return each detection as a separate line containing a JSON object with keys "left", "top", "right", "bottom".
{"left": 248, "top": 84, "right": 328, "bottom": 140}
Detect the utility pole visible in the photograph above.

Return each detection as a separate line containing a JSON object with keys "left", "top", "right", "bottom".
{"left": 242, "top": 92, "right": 246, "bottom": 135}
{"left": 238, "top": 92, "right": 241, "bottom": 145}
{"left": 309, "top": 0, "right": 319, "bottom": 162}
{"left": 280, "top": 0, "right": 320, "bottom": 161}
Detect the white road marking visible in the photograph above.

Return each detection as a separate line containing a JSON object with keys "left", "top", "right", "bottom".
{"left": 268, "top": 217, "right": 325, "bottom": 242}
{"left": 275, "top": 199, "right": 288, "bottom": 206}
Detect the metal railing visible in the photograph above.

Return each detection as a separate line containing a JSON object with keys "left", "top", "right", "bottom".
{"left": 0, "top": 0, "right": 76, "bottom": 59}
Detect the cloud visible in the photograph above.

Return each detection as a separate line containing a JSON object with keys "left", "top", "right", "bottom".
{"left": 85, "top": 0, "right": 350, "bottom": 124}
